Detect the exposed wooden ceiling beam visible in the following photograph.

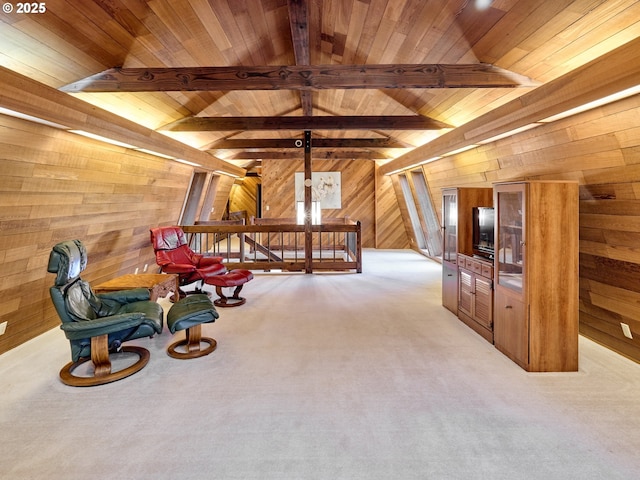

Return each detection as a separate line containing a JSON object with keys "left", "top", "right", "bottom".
{"left": 162, "top": 115, "right": 452, "bottom": 131}
{"left": 60, "top": 64, "right": 538, "bottom": 92}
{"left": 228, "top": 151, "right": 391, "bottom": 160}
{"left": 288, "top": 0, "right": 310, "bottom": 65}
{"left": 207, "top": 138, "right": 412, "bottom": 149}
{"left": 287, "top": 0, "right": 313, "bottom": 115}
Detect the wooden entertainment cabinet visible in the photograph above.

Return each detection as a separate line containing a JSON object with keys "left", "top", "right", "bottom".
{"left": 441, "top": 181, "right": 579, "bottom": 372}
{"left": 493, "top": 181, "right": 578, "bottom": 372}
{"left": 457, "top": 253, "right": 493, "bottom": 342}
{"left": 441, "top": 187, "right": 493, "bottom": 335}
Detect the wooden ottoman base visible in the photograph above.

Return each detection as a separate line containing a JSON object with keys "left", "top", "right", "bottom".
{"left": 166, "top": 294, "right": 219, "bottom": 359}
{"left": 167, "top": 324, "right": 217, "bottom": 359}
{"left": 205, "top": 269, "right": 254, "bottom": 307}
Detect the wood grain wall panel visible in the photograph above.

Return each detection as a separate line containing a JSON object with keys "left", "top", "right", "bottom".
{"left": 260, "top": 157, "right": 378, "bottom": 247}
{"left": 375, "top": 169, "right": 410, "bottom": 249}
{"left": 207, "top": 175, "right": 236, "bottom": 221}
{"left": 230, "top": 177, "right": 260, "bottom": 221}
{"left": 260, "top": 158, "right": 300, "bottom": 218}
{"left": 389, "top": 175, "right": 418, "bottom": 251}
{"left": 0, "top": 115, "right": 194, "bottom": 355}
{"left": 418, "top": 93, "right": 640, "bottom": 362}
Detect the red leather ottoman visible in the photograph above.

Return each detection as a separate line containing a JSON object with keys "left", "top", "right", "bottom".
{"left": 204, "top": 269, "right": 254, "bottom": 307}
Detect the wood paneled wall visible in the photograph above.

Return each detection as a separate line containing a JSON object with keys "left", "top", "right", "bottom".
{"left": 409, "top": 93, "right": 640, "bottom": 362}
{"left": 376, "top": 169, "right": 410, "bottom": 249}
{"left": 211, "top": 175, "right": 237, "bottom": 221}
{"left": 260, "top": 158, "right": 384, "bottom": 248}
{"left": 229, "top": 177, "right": 261, "bottom": 221}
{"left": 0, "top": 114, "right": 194, "bottom": 355}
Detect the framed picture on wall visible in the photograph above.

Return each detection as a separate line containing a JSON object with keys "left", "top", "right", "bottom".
{"left": 294, "top": 172, "right": 341, "bottom": 209}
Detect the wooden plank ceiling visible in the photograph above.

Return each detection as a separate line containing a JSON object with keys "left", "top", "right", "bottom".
{"left": 0, "top": 0, "right": 639, "bottom": 175}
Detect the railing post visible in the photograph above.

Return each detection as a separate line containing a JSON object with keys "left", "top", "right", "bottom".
{"left": 356, "top": 221, "right": 362, "bottom": 273}
{"left": 304, "top": 130, "right": 313, "bottom": 274}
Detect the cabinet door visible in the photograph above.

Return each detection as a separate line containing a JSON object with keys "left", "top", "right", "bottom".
{"left": 494, "top": 287, "right": 528, "bottom": 368}
{"left": 442, "top": 192, "right": 457, "bottom": 263}
{"left": 495, "top": 185, "right": 525, "bottom": 294}
{"left": 474, "top": 276, "right": 493, "bottom": 330}
{"left": 442, "top": 261, "right": 458, "bottom": 314}
{"left": 458, "top": 269, "right": 473, "bottom": 317}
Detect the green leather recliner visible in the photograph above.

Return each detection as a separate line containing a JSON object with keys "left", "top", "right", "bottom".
{"left": 48, "top": 240, "right": 164, "bottom": 386}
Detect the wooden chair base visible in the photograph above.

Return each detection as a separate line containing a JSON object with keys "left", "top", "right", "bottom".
{"left": 173, "top": 287, "right": 209, "bottom": 302}
{"left": 167, "top": 324, "right": 217, "bottom": 359}
{"left": 59, "top": 336, "right": 150, "bottom": 387}
{"left": 214, "top": 285, "right": 246, "bottom": 307}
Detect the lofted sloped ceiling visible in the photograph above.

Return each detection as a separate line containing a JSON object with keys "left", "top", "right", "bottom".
{"left": 0, "top": 0, "right": 639, "bottom": 175}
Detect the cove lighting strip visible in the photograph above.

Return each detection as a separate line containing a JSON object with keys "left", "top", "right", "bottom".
{"left": 68, "top": 130, "right": 137, "bottom": 149}
{"left": 214, "top": 170, "right": 240, "bottom": 178}
{"left": 0, "top": 106, "right": 70, "bottom": 130}
{"left": 385, "top": 83, "right": 640, "bottom": 176}
{"left": 385, "top": 156, "right": 442, "bottom": 176}
{"left": 134, "top": 147, "right": 174, "bottom": 159}
{"left": 174, "top": 158, "right": 202, "bottom": 167}
{"left": 0, "top": 106, "right": 241, "bottom": 176}
{"left": 538, "top": 84, "right": 640, "bottom": 123}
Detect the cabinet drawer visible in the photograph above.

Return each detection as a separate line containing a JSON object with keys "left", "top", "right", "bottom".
{"left": 470, "top": 259, "right": 482, "bottom": 274}
{"left": 458, "top": 254, "right": 466, "bottom": 266}
{"left": 481, "top": 264, "right": 493, "bottom": 279}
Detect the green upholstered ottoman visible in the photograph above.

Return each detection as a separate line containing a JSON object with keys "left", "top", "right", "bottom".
{"left": 166, "top": 294, "right": 219, "bottom": 359}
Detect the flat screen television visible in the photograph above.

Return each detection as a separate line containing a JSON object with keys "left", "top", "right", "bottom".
{"left": 472, "top": 207, "right": 495, "bottom": 259}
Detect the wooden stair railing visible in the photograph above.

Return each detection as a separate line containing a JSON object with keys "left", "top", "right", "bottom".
{"left": 181, "top": 221, "right": 362, "bottom": 273}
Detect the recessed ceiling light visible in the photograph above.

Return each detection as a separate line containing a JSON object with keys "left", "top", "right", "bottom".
{"left": 475, "top": 0, "right": 493, "bottom": 10}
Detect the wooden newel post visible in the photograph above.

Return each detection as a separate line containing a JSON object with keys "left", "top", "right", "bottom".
{"left": 304, "top": 130, "right": 313, "bottom": 274}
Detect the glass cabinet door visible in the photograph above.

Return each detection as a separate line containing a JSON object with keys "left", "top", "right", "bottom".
{"left": 442, "top": 192, "right": 457, "bottom": 263}
{"left": 496, "top": 186, "right": 524, "bottom": 293}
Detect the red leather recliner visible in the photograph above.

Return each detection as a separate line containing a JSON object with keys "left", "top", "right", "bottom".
{"left": 150, "top": 226, "right": 227, "bottom": 296}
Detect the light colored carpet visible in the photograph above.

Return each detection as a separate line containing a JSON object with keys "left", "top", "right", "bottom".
{"left": 1, "top": 249, "right": 640, "bottom": 479}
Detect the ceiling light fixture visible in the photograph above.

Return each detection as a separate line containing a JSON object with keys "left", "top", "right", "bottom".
{"left": 475, "top": 0, "right": 493, "bottom": 10}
